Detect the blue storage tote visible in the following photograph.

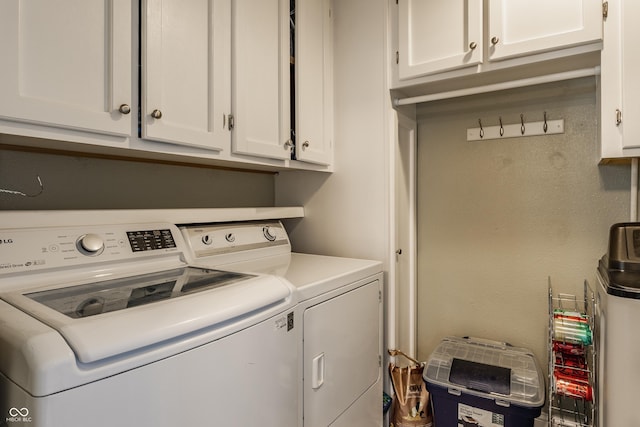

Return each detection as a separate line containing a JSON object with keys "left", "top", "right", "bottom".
{"left": 423, "top": 337, "right": 545, "bottom": 427}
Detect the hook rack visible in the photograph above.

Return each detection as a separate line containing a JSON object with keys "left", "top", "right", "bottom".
{"left": 467, "top": 112, "right": 564, "bottom": 142}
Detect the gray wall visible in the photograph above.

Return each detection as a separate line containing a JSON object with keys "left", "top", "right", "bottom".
{"left": 0, "top": 148, "right": 275, "bottom": 210}
{"left": 415, "top": 77, "right": 630, "bottom": 369}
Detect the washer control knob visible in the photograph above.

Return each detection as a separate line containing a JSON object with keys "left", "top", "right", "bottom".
{"left": 263, "top": 226, "right": 277, "bottom": 242}
{"left": 78, "top": 233, "right": 104, "bottom": 256}
{"left": 225, "top": 233, "right": 236, "bottom": 243}
{"left": 202, "top": 234, "right": 213, "bottom": 245}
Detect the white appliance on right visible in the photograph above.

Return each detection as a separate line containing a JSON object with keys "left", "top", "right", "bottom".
{"left": 180, "top": 221, "right": 384, "bottom": 427}
{"left": 596, "top": 222, "right": 640, "bottom": 427}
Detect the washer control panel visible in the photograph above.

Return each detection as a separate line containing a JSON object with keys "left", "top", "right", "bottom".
{"left": 0, "top": 223, "right": 181, "bottom": 275}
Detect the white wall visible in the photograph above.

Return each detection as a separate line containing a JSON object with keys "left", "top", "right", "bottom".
{"left": 415, "top": 77, "right": 630, "bottom": 370}
{"left": 275, "top": 0, "right": 390, "bottom": 265}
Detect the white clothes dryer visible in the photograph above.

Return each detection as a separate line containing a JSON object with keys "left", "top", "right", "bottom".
{"left": 180, "top": 221, "right": 384, "bottom": 427}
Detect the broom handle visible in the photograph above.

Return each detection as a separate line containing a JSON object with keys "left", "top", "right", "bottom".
{"left": 388, "top": 349, "right": 421, "bottom": 366}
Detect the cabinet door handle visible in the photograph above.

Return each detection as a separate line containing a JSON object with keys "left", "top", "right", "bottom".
{"left": 118, "top": 104, "right": 131, "bottom": 115}
{"left": 284, "top": 139, "right": 293, "bottom": 150}
{"left": 469, "top": 41, "right": 477, "bottom": 50}
{"left": 311, "top": 353, "right": 325, "bottom": 389}
{"left": 302, "top": 141, "right": 310, "bottom": 150}
{"left": 491, "top": 36, "right": 500, "bottom": 45}
{"left": 151, "top": 109, "right": 163, "bottom": 119}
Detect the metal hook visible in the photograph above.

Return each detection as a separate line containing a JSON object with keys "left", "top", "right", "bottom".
{"left": 0, "top": 175, "right": 44, "bottom": 198}
{"left": 499, "top": 117, "right": 504, "bottom": 136}
{"left": 543, "top": 111, "right": 548, "bottom": 133}
{"left": 478, "top": 119, "right": 484, "bottom": 139}
{"left": 520, "top": 114, "right": 526, "bottom": 135}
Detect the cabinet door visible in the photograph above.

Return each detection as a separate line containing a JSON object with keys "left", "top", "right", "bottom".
{"left": 303, "top": 281, "right": 381, "bottom": 426}
{"left": 618, "top": 1, "right": 640, "bottom": 151}
{"left": 294, "top": 0, "right": 333, "bottom": 165}
{"left": 488, "top": 0, "right": 602, "bottom": 61}
{"left": 141, "top": 0, "right": 230, "bottom": 151}
{"left": 0, "top": 0, "right": 131, "bottom": 137}
{"left": 397, "top": 0, "right": 483, "bottom": 80}
{"left": 232, "top": 0, "right": 291, "bottom": 160}
{"left": 600, "top": 0, "right": 640, "bottom": 157}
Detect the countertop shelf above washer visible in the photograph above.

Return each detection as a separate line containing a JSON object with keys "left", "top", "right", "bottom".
{"left": 0, "top": 206, "right": 305, "bottom": 229}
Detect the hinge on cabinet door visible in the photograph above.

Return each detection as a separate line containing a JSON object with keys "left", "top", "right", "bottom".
{"left": 396, "top": 51, "right": 399, "bottom": 65}
{"left": 616, "top": 109, "right": 622, "bottom": 126}
{"left": 379, "top": 290, "right": 382, "bottom": 302}
{"left": 603, "top": 2, "right": 608, "bottom": 18}
{"left": 227, "top": 114, "right": 234, "bottom": 131}
{"left": 378, "top": 355, "right": 382, "bottom": 367}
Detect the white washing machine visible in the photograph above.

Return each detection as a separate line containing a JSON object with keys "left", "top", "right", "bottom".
{"left": 0, "top": 219, "right": 298, "bottom": 427}
{"left": 180, "top": 221, "right": 384, "bottom": 427}
{"left": 596, "top": 222, "right": 640, "bottom": 427}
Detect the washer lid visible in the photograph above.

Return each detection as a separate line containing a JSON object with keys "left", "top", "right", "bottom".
{"left": 2, "top": 267, "right": 294, "bottom": 364}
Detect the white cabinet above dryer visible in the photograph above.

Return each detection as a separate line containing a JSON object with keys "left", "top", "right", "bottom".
{"left": 294, "top": 0, "right": 334, "bottom": 166}
{"left": 231, "top": 0, "right": 334, "bottom": 168}
{"left": 231, "top": 0, "right": 292, "bottom": 162}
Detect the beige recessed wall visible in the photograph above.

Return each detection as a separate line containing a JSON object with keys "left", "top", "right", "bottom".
{"left": 416, "top": 77, "right": 630, "bottom": 373}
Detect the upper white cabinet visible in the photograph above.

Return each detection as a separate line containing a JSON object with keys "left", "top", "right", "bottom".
{"left": 0, "top": 0, "right": 132, "bottom": 139}
{"left": 141, "top": 0, "right": 230, "bottom": 151}
{"left": 294, "top": 0, "right": 334, "bottom": 166}
{"left": 0, "top": 1, "right": 333, "bottom": 171}
{"left": 397, "top": 0, "right": 483, "bottom": 80}
{"left": 231, "top": 0, "right": 292, "bottom": 161}
{"left": 395, "top": 0, "right": 603, "bottom": 84}
{"left": 600, "top": 0, "right": 640, "bottom": 159}
{"left": 488, "top": 0, "right": 603, "bottom": 61}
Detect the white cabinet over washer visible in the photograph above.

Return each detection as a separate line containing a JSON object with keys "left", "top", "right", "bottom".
{"left": 0, "top": 0, "right": 132, "bottom": 139}
{"left": 141, "top": 0, "right": 230, "bottom": 151}
{"left": 0, "top": 1, "right": 334, "bottom": 172}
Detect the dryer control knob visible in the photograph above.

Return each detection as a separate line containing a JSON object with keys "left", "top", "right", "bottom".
{"left": 78, "top": 233, "right": 105, "bottom": 256}
{"left": 263, "top": 226, "right": 277, "bottom": 242}
{"left": 202, "top": 234, "right": 213, "bottom": 245}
